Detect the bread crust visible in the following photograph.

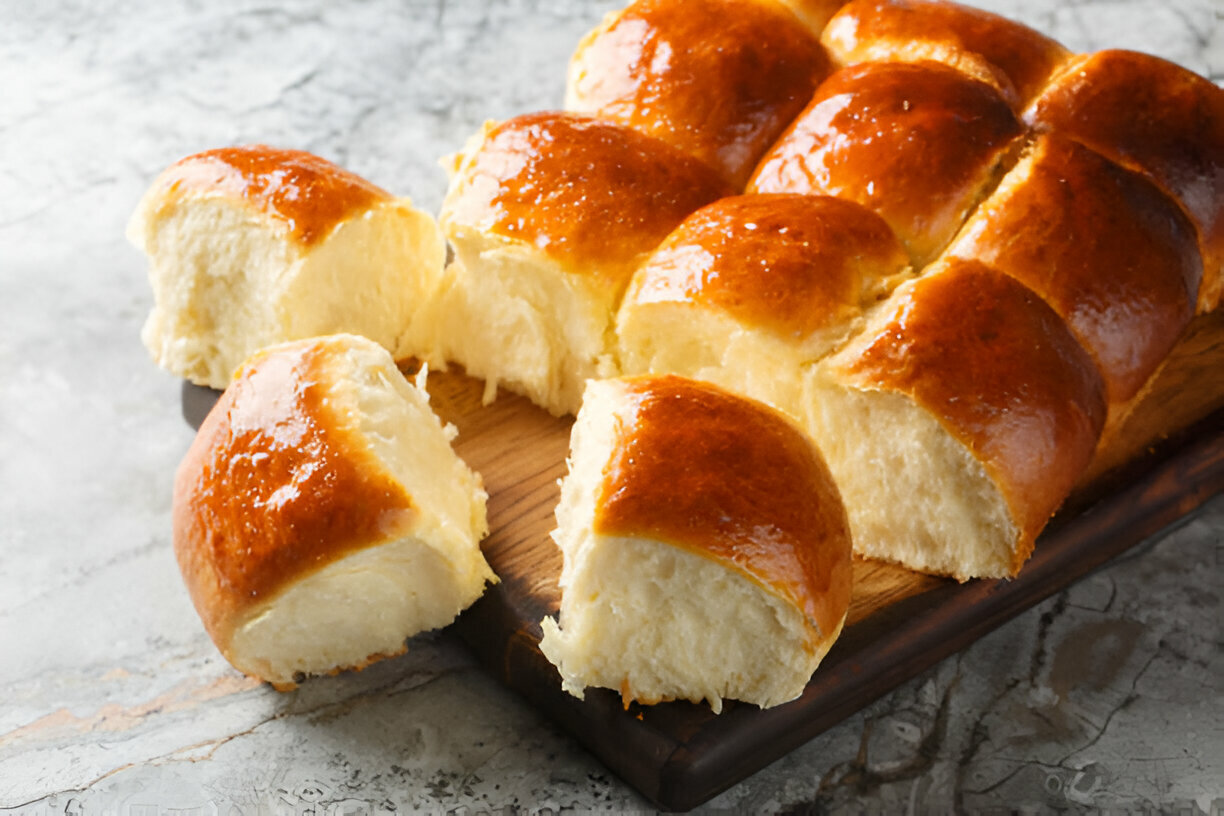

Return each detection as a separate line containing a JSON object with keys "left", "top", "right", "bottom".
{"left": 946, "top": 134, "right": 1201, "bottom": 405}
{"left": 822, "top": 0, "right": 1070, "bottom": 110}
{"left": 173, "top": 338, "right": 418, "bottom": 655}
{"left": 566, "top": 0, "right": 828, "bottom": 188}
{"left": 826, "top": 260, "right": 1106, "bottom": 570}
{"left": 592, "top": 375, "right": 853, "bottom": 642}
{"left": 624, "top": 193, "right": 911, "bottom": 344}
{"left": 148, "top": 145, "right": 391, "bottom": 246}
{"left": 1025, "top": 49, "right": 1224, "bottom": 310}
{"left": 749, "top": 61, "right": 1023, "bottom": 266}
{"left": 440, "top": 112, "right": 733, "bottom": 289}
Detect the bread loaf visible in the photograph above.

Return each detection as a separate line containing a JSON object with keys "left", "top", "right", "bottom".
{"left": 408, "top": 111, "right": 731, "bottom": 416}
{"left": 128, "top": 146, "right": 444, "bottom": 389}
{"left": 173, "top": 334, "right": 495, "bottom": 689}
{"left": 539, "top": 374, "right": 852, "bottom": 711}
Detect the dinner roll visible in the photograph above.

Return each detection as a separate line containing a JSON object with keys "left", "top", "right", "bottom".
{"left": 173, "top": 334, "right": 495, "bottom": 689}
{"left": 617, "top": 193, "right": 911, "bottom": 416}
{"left": 821, "top": 0, "right": 1070, "bottom": 111}
{"left": 539, "top": 375, "right": 852, "bottom": 712}
{"left": 802, "top": 260, "right": 1106, "bottom": 579}
{"left": 945, "top": 134, "right": 1202, "bottom": 413}
{"left": 411, "top": 112, "right": 731, "bottom": 416}
{"left": 128, "top": 145, "right": 444, "bottom": 389}
{"left": 1025, "top": 49, "right": 1224, "bottom": 311}
{"left": 566, "top": 0, "right": 829, "bottom": 188}
{"left": 749, "top": 61, "right": 1023, "bottom": 266}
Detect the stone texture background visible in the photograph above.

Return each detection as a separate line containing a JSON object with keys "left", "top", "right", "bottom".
{"left": 1, "top": 0, "right": 1221, "bottom": 812}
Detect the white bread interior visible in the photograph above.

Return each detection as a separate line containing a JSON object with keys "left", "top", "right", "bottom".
{"left": 403, "top": 228, "right": 620, "bottom": 416}
{"left": 223, "top": 335, "right": 495, "bottom": 686}
{"left": 538, "top": 378, "right": 841, "bottom": 712}
{"left": 799, "top": 366, "right": 1018, "bottom": 580}
{"left": 129, "top": 191, "right": 444, "bottom": 389}
{"left": 616, "top": 297, "right": 865, "bottom": 422}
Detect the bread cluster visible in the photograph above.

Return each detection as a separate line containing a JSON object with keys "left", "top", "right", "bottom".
{"left": 131, "top": 0, "right": 1221, "bottom": 709}
{"left": 403, "top": 0, "right": 1222, "bottom": 583}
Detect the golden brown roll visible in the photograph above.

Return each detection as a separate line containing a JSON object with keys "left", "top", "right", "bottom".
{"left": 1025, "top": 49, "right": 1224, "bottom": 311}
{"left": 617, "top": 193, "right": 912, "bottom": 415}
{"left": 174, "top": 334, "right": 495, "bottom": 689}
{"left": 539, "top": 374, "right": 852, "bottom": 712}
{"left": 749, "top": 61, "right": 1023, "bottom": 266}
{"left": 409, "top": 112, "right": 732, "bottom": 416}
{"left": 945, "top": 134, "right": 1202, "bottom": 411}
{"left": 565, "top": 0, "right": 829, "bottom": 188}
{"left": 821, "top": 0, "right": 1070, "bottom": 111}
{"left": 128, "top": 145, "right": 444, "bottom": 389}
{"left": 801, "top": 259, "right": 1106, "bottom": 579}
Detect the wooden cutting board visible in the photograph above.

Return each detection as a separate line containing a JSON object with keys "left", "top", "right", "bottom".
{"left": 179, "top": 310, "right": 1224, "bottom": 811}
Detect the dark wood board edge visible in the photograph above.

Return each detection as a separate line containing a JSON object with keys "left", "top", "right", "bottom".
{"left": 450, "top": 410, "right": 1224, "bottom": 811}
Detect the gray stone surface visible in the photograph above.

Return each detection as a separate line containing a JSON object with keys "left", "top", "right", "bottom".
{"left": 1, "top": 0, "right": 1221, "bottom": 811}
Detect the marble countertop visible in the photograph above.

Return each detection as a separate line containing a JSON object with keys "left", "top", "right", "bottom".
{"left": 2, "top": 0, "right": 1221, "bottom": 811}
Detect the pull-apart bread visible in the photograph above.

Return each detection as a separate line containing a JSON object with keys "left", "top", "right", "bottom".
{"left": 540, "top": 375, "right": 852, "bottom": 712}
{"left": 408, "top": 112, "right": 731, "bottom": 416}
{"left": 616, "top": 193, "right": 912, "bottom": 414}
{"left": 129, "top": 146, "right": 444, "bottom": 389}
{"left": 173, "top": 334, "right": 495, "bottom": 689}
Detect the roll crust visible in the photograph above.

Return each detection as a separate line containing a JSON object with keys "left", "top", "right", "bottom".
{"left": 440, "top": 111, "right": 733, "bottom": 285}
{"left": 749, "top": 61, "right": 1023, "bottom": 266}
{"left": 593, "top": 375, "right": 853, "bottom": 641}
{"left": 623, "top": 193, "right": 911, "bottom": 348}
{"left": 822, "top": 0, "right": 1070, "bottom": 110}
{"left": 149, "top": 145, "right": 392, "bottom": 246}
{"left": 174, "top": 339, "right": 418, "bottom": 656}
{"left": 825, "top": 259, "right": 1106, "bottom": 568}
{"left": 946, "top": 134, "right": 1201, "bottom": 406}
{"left": 1024, "top": 49, "right": 1224, "bottom": 310}
{"left": 566, "top": 0, "right": 829, "bottom": 188}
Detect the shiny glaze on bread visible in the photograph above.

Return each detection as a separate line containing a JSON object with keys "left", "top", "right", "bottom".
{"left": 827, "top": 260, "right": 1106, "bottom": 569}
{"left": 822, "top": 0, "right": 1070, "bottom": 110}
{"left": 1025, "top": 49, "right": 1224, "bottom": 309}
{"left": 441, "top": 112, "right": 733, "bottom": 285}
{"left": 173, "top": 339, "right": 417, "bottom": 651}
{"left": 626, "top": 193, "right": 910, "bottom": 342}
{"left": 567, "top": 0, "right": 829, "bottom": 189}
{"left": 946, "top": 135, "right": 1201, "bottom": 405}
{"left": 593, "top": 375, "right": 852, "bottom": 642}
{"left": 749, "top": 61, "right": 1023, "bottom": 266}
{"left": 154, "top": 145, "right": 391, "bottom": 246}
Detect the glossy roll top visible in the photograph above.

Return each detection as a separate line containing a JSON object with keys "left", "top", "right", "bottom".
{"left": 439, "top": 111, "right": 733, "bottom": 287}
{"left": 624, "top": 193, "right": 911, "bottom": 349}
{"left": 825, "top": 259, "right": 1106, "bottom": 564}
{"left": 566, "top": 0, "right": 829, "bottom": 188}
{"left": 749, "top": 61, "right": 1023, "bottom": 266}
{"left": 592, "top": 374, "right": 853, "bottom": 643}
{"left": 150, "top": 145, "right": 392, "bottom": 246}
{"left": 945, "top": 134, "right": 1202, "bottom": 406}
{"left": 821, "top": 0, "right": 1070, "bottom": 110}
{"left": 1025, "top": 49, "right": 1224, "bottom": 310}
{"left": 173, "top": 338, "right": 418, "bottom": 651}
